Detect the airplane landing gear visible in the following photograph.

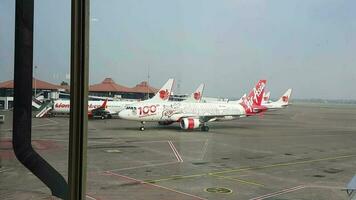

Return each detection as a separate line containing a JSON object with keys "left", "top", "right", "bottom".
{"left": 201, "top": 124, "right": 209, "bottom": 132}
{"left": 139, "top": 121, "right": 146, "bottom": 131}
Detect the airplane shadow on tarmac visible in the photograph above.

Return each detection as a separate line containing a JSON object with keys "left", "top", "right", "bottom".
{"left": 104, "top": 124, "right": 254, "bottom": 132}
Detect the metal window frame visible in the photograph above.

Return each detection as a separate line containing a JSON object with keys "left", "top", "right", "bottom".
{"left": 13, "top": 0, "right": 90, "bottom": 199}
{"left": 68, "top": 0, "right": 90, "bottom": 199}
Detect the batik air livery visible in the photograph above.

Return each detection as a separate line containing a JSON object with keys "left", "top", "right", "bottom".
{"left": 119, "top": 80, "right": 267, "bottom": 131}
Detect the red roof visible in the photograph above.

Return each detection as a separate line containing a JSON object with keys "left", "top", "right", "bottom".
{"left": 130, "top": 81, "right": 158, "bottom": 93}
{"left": 0, "top": 78, "right": 61, "bottom": 90}
{"left": 89, "top": 78, "right": 132, "bottom": 92}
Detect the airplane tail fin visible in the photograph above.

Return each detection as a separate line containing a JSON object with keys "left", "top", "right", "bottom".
{"left": 262, "top": 91, "right": 270, "bottom": 104}
{"left": 185, "top": 83, "right": 204, "bottom": 103}
{"left": 101, "top": 98, "right": 108, "bottom": 109}
{"left": 247, "top": 80, "right": 267, "bottom": 106}
{"left": 276, "top": 89, "right": 292, "bottom": 106}
{"left": 240, "top": 80, "right": 267, "bottom": 114}
{"left": 149, "top": 78, "right": 174, "bottom": 102}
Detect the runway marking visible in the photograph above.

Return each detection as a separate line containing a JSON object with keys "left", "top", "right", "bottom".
{"left": 168, "top": 141, "right": 183, "bottom": 162}
{"left": 0, "top": 167, "right": 12, "bottom": 173}
{"left": 130, "top": 140, "right": 169, "bottom": 144}
{"left": 211, "top": 174, "right": 265, "bottom": 187}
{"left": 131, "top": 140, "right": 206, "bottom": 144}
{"left": 108, "top": 161, "right": 179, "bottom": 172}
{"left": 212, "top": 154, "right": 356, "bottom": 175}
{"left": 200, "top": 138, "right": 210, "bottom": 161}
{"left": 86, "top": 194, "right": 98, "bottom": 200}
{"left": 103, "top": 171, "right": 207, "bottom": 200}
{"left": 249, "top": 185, "right": 306, "bottom": 200}
{"left": 148, "top": 154, "right": 356, "bottom": 183}
{"left": 306, "top": 184, "right": 345, "bottom": 190}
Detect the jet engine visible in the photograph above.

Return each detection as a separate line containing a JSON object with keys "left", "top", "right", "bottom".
{"left": 180, "top": 118, "right": 201, "bottom": 130}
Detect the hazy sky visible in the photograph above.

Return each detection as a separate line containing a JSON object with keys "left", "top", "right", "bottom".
{"left": 1, "top": 0, "right": 356, "bottom": 99}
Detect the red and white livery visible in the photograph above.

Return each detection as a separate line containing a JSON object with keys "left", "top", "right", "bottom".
{"left": 119, "top": 80, "right": 268, "bottom": 131}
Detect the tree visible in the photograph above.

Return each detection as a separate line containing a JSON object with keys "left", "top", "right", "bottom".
{"left": 60, "top": 81, "right": 69, "bottom": 86}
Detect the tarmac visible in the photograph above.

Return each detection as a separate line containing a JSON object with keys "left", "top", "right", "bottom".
{"left": 1, "top": 103, "right": 356, "bottom": 199}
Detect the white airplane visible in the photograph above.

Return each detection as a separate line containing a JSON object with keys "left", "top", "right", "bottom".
{"left": 52, "top": 99, "right": 128, "bottom": 119}
{"left": 262, "top": 89, "right": 292, "bottom": 109}
{"left": 158, "top": 83, "right": 204, "bottom": 125}
{"left": 51, "top": 79, "right": 175, "bottom": 118}
{"left": 119, "top": 80, "right": 267, "bottom": 131}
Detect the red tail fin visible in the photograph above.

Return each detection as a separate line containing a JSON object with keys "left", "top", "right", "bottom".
{"left": 240, "top": 80, "right": 267, "bottom": 114}
{"left": 247, "top": 80, "right": 267, "bottom": 106}
{"left": 101, "top": 98, "right": 108, "bottom": 109}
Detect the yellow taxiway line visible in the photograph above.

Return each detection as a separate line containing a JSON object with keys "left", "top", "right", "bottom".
{"left": 146, "top": 154, "right": 356, "bottom": 185}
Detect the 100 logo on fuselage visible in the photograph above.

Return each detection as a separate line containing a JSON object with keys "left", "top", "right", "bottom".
{"left": 138, "top": 105, "right": 158, "bottom": 116}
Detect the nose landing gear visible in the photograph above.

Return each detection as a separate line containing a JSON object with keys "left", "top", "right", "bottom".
{"left": 139, "top": 121, "right": 146, "bottom": 131}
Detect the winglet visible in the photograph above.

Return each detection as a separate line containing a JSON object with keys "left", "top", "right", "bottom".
{"left": 149, "top": 78, "right": 174, "bottom": 102}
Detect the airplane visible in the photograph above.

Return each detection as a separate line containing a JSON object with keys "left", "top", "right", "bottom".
{"left": 52, "top": 79, "right": 175, "bottom": 118}
{"left": 88, "top": 99, "right": 111, "bottom": 119}
{"left": 52, "top": 98, "right": 129, "bottom": 119}
{"left": 118, "top": 80, "right": 267, "bottom": 131}
{"left": 262, "top": 89, "right": 292, "bottom": 110}
{"left": 158, "top": 83, "right": 204, "bottom": 125}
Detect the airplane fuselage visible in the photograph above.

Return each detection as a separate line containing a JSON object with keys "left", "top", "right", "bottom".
{"left": 119, "top": 101, "right": 246, "bottom": 122}
{"left": 52, "top": 100, "right": 130, "bottom": 114}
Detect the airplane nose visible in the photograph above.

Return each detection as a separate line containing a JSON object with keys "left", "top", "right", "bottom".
{"left": 118, "top": 110, "right": 128, "bottom": 119}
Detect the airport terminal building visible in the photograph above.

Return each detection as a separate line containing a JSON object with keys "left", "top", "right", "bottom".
{"left": 0, "top": 77, "right": 158, "bottom": 110}
{"left": 88, "top": 78, "right": 158, "bottom": 99}
{"left": 0, "top": 78, "right": 63, "bottom": 110}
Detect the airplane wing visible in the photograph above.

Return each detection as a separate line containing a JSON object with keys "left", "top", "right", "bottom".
{"left": 170, "top": 113, "right": 245, "bottom": 123}
{"left": 89, "top": 99, "right": 113, "bottom": 119}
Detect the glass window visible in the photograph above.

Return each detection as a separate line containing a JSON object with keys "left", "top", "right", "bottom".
{"left": 1, "top": 0, "right": 70, "bottom": 199}
{"left": 1, "top": 0, "right": 356, "bottom": 200}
